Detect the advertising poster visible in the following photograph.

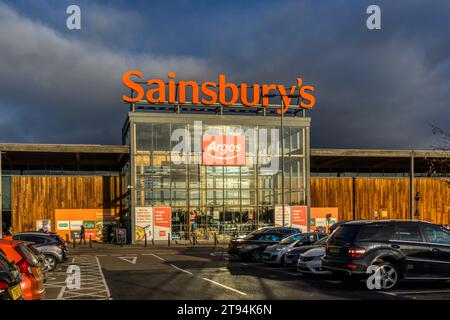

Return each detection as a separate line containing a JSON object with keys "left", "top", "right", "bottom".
{"left": 56, "top": 220, "right": 70, "bottom": 231}
{"left": 291, "top": 206, "right": 308, "bottom": 232}
{"left": 70, "top": 220, "right": 83, "bottom": 230}
{"left": 153, "top": 207, "right": 171, "bottom": 240}
{"left": 310, "top": 207, "right": 339, "bottom": 232}
{"left": 274, "top": 205, "right": 291, "bottom": 227}
{"left": 135, "top": 207, "right": 153, "bottom": 241}
{"left": 54, "top": 209, "right": 119, "bottom": 241}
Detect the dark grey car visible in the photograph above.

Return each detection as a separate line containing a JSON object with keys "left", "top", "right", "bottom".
{"left": 12, "top": 232, "right": 68, "bottom": 271}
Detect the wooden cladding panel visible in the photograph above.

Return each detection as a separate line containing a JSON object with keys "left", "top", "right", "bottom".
{"left": 415, "top": 179, "right": 450, "bottom": 225}
{"left": 11, "top": 176, "right": 123, "bottom": 232}
{"left": 311, "top": 177, "right": 449, "bottom": 224}
{"left": 354, "top": 178, "right": 410, "bottom": 220}
{"left": 310, "top": 178, "right": 354, "bottom": 221}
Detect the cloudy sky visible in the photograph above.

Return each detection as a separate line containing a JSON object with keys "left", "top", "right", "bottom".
{"left": 0, "top": 0, "right": 449, "bottom": 149}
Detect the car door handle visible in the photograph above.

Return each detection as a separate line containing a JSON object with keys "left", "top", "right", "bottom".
{"left": 432, "top": 248, "right": 441, "bottom": 253}
{"left": 390, "top": 244, "right": 400, "bottom": 249}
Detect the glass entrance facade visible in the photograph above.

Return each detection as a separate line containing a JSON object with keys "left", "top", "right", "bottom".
{"left": 125, "top": 112, "right": 310, "bottom": 241}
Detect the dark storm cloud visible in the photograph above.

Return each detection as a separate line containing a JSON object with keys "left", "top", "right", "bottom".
{"left": 0, "top": 0, "right": 449, "bottom": 148}
{"left": 0, "top": 2, "right": 213, "bottom": 143}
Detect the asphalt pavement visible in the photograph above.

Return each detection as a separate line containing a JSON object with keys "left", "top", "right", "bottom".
{"left": 43, "top": 245, "right": 450, "bottom": 300}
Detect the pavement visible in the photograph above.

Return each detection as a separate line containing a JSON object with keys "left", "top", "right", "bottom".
{"left": 43, "top": 244, "right": 450, "bottom": 300}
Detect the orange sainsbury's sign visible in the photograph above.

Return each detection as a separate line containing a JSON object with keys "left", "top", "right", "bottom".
{"left": 122, "top": 71, "right": 316, "bottom": 114}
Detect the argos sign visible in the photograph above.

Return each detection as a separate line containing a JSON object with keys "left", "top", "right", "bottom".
{"left": 202, "top": 135, "right": 246, "bottom": 166}
{"left": 122, "top": 71, "right": 316, "bottom": 114}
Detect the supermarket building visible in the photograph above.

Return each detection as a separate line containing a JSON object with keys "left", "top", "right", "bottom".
{"left": 0, "top": 80, "right": 449, "bottom": 242}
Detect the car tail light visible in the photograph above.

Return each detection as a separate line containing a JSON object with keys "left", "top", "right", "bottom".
{"left": 0, "top": 281, "right": 9, "bottom": 294}
{"left": 235, "top": 243, "right": 247, "bottom": 249}
{"left": 0, "top": 281, "right": 9, "bottom": 289}
{"left": 17, "top": 259, "right": 33, "bottom": 276}
{"left": 57, "top": 242, "right": 67, "bottom": 250}
{"left": 345, "top": 264, "right": 358, "bottom": 269}
{"left": 348, "top": 246, "right": 366, "bottom": 258}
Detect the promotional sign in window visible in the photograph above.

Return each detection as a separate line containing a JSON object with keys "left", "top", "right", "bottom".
{"left": 202, "top": 135, "right": 246, "bottom": 166}
{"left": 56, "top": 220, "right": 70, "bottom": 231}
{"left": 153, "top": 207, "right": 171, "bottom": 240}
{"left": 291, "top": 206, "right": 308, "bottom": 232}
{"left": 135, "top": 206, "right": 153, "bottom": 241}
{"left": 274, "top": 205, "right": 291, "bottom": 227}
{"left": 70, "top": 220, "right": 83, "bottom": 231}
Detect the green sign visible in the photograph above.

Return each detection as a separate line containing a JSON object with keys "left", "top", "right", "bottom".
{"left": 83, "top": 220, "right": 95, "bottom": 229}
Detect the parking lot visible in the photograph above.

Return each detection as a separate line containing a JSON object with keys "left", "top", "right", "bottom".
{"left": 43, "top": 245, "right": 450, "bottom": 300}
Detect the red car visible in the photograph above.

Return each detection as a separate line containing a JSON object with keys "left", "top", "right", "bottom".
{"left": 0, "top": 239, "right": 45, "bottom": 300}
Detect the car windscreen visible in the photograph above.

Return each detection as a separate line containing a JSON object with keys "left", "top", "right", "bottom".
{"left": 280, "top": 234, "right": 304, "bottom": 244}
{"left": 17, "top": 245, "right": 40, "bottom": 267}
{"left": 329, "top": 225, "right": 360, "bottom": 244}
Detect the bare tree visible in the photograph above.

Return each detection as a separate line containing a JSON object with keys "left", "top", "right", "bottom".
{"left": 426, "top": 125, "right": 450, "bottom": 186}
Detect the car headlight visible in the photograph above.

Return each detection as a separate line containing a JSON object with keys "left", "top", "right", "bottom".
{"left": 313, "top": 256, "right": 323, "bottom": 261}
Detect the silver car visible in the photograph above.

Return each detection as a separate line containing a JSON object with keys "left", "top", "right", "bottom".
{"left": 11, "top": 232, "right": 68, "bottom": 271}
{"left": 297, "top": 246, "right": 330, "bottom": 274}
{"left": 262, "top": 232, "right": 327, "bottom": 265}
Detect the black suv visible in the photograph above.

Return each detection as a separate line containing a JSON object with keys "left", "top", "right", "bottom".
{"left": 322, "top": 220, "right": 450, "bottom": 289}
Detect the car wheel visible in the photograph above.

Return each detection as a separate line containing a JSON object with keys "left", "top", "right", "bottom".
{"left": 251, "top": 250, "right": 263, "bottom": 262}
{"left": 44, "top": 255, "right": 58, "bottom": 271}
{"left": 375, "top": 262, "right": 399, "bottom": 290}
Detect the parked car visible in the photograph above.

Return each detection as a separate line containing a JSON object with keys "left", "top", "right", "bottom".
{"left": 0, "top": 239, "right": 45, "bottom": 300}
{"left": 7, "top": 232, "right": 68, "bottom": 271}
{"left": 23, "top": 242, "right": 47, "bottom": 281}
{"left": 228, "top": 232, "right": 285, "bottom": 262}
{"left": 263, "top": 232, "right": 328, "bottom": 265}
{"left": 235, "top": 226, "right": 301, "bottom": 239}
{"left": 329, "top": 221, "right": 349, "bottom": 234}
{"left": 284, "top": 235, "right": 329, "bottom": 267}
{"left": 0, "top": 251, "right": 23, "bottom": 300}
{"left": 322, "top": 220, "right": 450, "bottom": 290}
{"left": 297, "top": 246, "right": 330, "bottom": 274}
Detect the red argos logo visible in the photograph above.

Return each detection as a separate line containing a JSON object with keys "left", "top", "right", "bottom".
{"left": 202, "top": 135, "right": 246, "bottom": 166}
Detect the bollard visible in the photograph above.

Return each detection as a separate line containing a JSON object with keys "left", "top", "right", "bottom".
{"left": 72, "top": 237, "right": 76, "bottom": 249}
{"left": 168, "top": 233, "right": 171, "bottom": 247}
{"left": 65, "top": 234, "right": 69, "bottom": 244}
{"left": 214, "top": 233, "right": 218, "bottom": 247}
{"left": 89, "top": 235, "right": 92, "bottom": 248}
{"left": 144, "top": 232, "right": 147, "bottom": 248}
{"left": 152, "top": 237, "right": 155, "bottom": 246}
{"left": 193, "top": 232, "right": 196, "bottom": 246}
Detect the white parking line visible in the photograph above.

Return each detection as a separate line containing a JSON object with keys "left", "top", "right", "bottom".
{"left": 170, "top": 264, "right": 193, "bottom": 275}
{"left": 148, "top": 253, "right": 165, "bottom": 261}
{"left": 95, "top": 257, "right": 112, "bottom": 300}
{"left": 56, "top": 285, "right": 66, "bottom": 300}
{"left": 382, "top": 289, "right": 450, "bottom": 296}
{"left": 202, "top": 278, "right": 247, "bottom": 296}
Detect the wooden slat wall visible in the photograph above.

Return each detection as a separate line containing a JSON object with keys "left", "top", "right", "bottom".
{"left": 11, "top": 176, "right": 123, "bottom": 232}
{"left": 310, "top": 178, "right": 354, "bottom": 220}
{"left": 354, "top": 178, "right": 410, "bottom": 220}
{"left": 415, "top": 179, "right": 450, "bottom": 225}
{"left": 10, "top": 176, "right": 449, "bottom": 232}
{"left": 311, "top": 177, "right": 449, "bottom": 224}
